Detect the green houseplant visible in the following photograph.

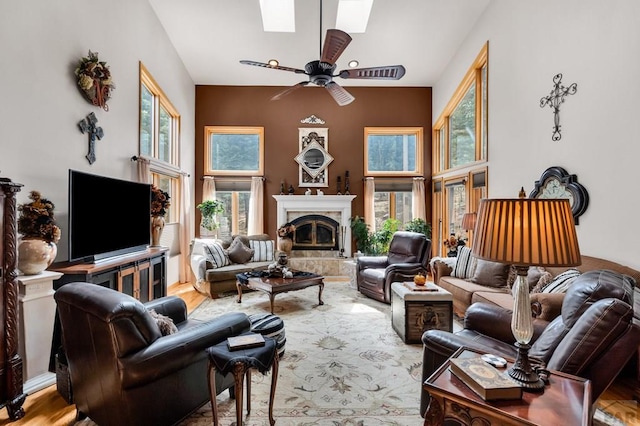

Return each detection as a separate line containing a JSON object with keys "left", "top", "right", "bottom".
{"left": 197, "top": 200, "right": 225, "bottom": 231}
{"left": 404, "top": 218, "right": 432, "bottom": 239}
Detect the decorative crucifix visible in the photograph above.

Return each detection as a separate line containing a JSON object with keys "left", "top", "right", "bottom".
{"left": 78, "top": 112, "right": 104, "bottom": 164}
{"left": 539, "top": 73, "right": 577, "bottom": 141}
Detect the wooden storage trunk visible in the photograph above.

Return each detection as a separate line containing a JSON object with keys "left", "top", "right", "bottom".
{"left": 391, "top": 281, "right": 453, "bottom": 344}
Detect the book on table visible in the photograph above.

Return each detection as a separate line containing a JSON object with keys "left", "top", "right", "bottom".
{"left": 449, "top": 356, "right": 522, "bottom": 401}
{"left": 227, "top": 333, "right": 266, "bottom": 351}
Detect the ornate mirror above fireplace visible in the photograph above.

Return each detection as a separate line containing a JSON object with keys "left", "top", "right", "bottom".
{"left": 296, "top": 128, "right": 333, "bottom": 187}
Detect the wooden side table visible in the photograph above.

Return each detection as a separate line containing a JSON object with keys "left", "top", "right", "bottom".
{"left": 423, "top": 348, "right": 592, "bottom": 426}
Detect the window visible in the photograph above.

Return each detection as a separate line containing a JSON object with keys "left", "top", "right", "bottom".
{"left": 215, "top": 190, "right": 250, "bottom": 237}
{"left": 139, "top": 62, "right": 181, "bottom": 223}
{"left": 373, "top": 191, "right": 412, "bottom": 230}
{"left": 204, "top": 126, "right": 264, "bottom": 176}
{"left": 364, "top": 127, "right": 423, "bottom": 176}
{"left": 431, "top": 43, "right": 489, "bottom": 256}
{"left": 433, "top": 42, "right": 488, "bottom": 173}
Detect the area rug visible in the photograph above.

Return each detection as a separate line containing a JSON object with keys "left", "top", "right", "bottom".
{"left": 184, "top": 280, "right": 425, "bottom": 426}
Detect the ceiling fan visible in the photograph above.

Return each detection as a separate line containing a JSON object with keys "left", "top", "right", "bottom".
{"left": 239, "top": 1, "right": 406, "bottom": 106}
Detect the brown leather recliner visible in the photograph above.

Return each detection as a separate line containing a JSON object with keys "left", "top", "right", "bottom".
{"left": 55, "top": 282, "right": 251, "bottom": 426}
{"left": 420, "top": 269, "right": 640, "bottom": 416}
{"left": 357, "top": 231, "right": 431, "bottom": 303}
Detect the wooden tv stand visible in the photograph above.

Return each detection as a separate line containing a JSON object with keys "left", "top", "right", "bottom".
{"left": 50, "top": 247, "right": 168, "bottom": 302}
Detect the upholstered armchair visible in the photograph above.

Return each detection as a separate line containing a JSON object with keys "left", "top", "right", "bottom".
{"left": 356, "top": 231, "right": 431, "bottom": 303}
{"left": 420, "top": 270, "right": 640, "bottom": 416}
{"left": 55, "top": 282, "right": 251, "bottom": 426}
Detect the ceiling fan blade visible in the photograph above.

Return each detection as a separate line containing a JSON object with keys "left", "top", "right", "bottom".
{"left": 320, "top": 29, "right": 352, "bottom": 65}
{"left": 338, "top": 65, "right": 406, "bottom": 80}
{"left": 325, "top": 82, "right": 355, "bottom": 106}
{"left": 240, "top": 60, "right": 307, "bottom": 74}
{"left": 271, "top": 82, "right": 310, "bottom": 101}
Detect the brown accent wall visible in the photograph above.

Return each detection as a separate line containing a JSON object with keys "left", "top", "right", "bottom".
{"left": 195, "top": 85, "right": 432, "bottom": 239}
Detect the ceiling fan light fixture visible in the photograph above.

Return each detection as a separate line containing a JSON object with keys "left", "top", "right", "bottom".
{"left": 259, "top": 0, "right": 295, "bottom": 32}
{"left": 336, "top": 0, "right": 374, "bottom": 33}
{"left": 348, "top": 60, "right": 359, "bottom": 68}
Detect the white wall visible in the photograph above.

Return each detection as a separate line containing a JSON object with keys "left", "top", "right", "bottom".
{"left": 0, "top": 0, "right": 195, "bottom": 283}
{"left": 433, "top": 0, "right": 640, "bottom": 270}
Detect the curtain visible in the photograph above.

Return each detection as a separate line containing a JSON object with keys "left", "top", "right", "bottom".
{"left": 202, "top": 176, "right": 216, "bottom": 201}
{"left": 248, "top": 176, "right": 264, "bottom": 235}
{"left": 178, "top": 173, "right": 191, "bottom": 283}
{"left": 136, "top": 157, "right": 152, "bottom": 184}
{"left": 412, "top": 177, "right": 426, "bottom": 220}
{"left": 364, "top": 177, "right": 376, "bottom": 232}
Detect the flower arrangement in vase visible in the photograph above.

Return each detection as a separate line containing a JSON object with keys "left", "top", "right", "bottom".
{"left": 17, "top": 191, "right": 61, "bottom": 274}
{"left": 196, "top": 200, "right": 224, "bottom": 235}
{"left": 150, "top": 186, "right": 170, "bottom": 247}
{"left": 75, "top": 50, "right": 115, "bottom": 111}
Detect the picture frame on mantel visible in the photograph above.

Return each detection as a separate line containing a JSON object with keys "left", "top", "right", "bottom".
{"left": 295, "top": 128, "right": 334, "bottom": 187}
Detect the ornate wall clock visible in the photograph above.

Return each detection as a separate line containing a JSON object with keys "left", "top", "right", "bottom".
{"left": 529, "top": 166, "right": 589, "bottom": 224}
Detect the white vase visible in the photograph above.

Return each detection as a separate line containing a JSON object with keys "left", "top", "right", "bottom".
{"left": 18, "top": 238, "right": 57, "bottom": 275}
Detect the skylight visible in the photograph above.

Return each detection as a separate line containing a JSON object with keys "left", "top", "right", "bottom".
{"left": 336, "top": 0, "right": 374, "bottom": 33}
{"left": 259, "top": 0, "right": 295, "bottom": 32}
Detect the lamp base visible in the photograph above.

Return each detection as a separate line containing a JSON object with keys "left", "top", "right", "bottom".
{"left": 508, "top": 342, "right": 545, "bottom": 391}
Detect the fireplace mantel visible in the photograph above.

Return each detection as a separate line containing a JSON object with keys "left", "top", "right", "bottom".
{"left": 273, "top": 195, "right": 356, "bottom": 256}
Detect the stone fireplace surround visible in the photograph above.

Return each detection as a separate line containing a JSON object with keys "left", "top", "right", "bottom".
{"left": 273, "top": 195, "right": 356, "bottom": 257}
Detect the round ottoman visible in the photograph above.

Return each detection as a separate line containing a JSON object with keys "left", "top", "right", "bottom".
{"left": 249, "top": 313, "right": 286, "bottom": 357}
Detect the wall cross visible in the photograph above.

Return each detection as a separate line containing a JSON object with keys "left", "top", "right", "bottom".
{"left": 540, "top": 73, "right": 577, "bottom": 141}
{"left": 78, "top": 112, "right": 104, "bottom": 164}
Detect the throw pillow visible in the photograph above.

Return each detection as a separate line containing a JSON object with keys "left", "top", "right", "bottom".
{"left": 470, "top": 259, "right": 511, "bottom": 288}
{"left": 250, "top": 239, "right": 275, "bottom": 262}
{"left": 203, "top": 241, "right": 230, "bottom": 269}
{"left": 227, "top": 237, "right": 255, "bottom": 264}
{"left": 541, "top": 269, "right": 581, "bottom": 293}
{"left": 147, "top": 309, "right": 178, "bottom": 336}
{"left": 527, "top": 266, "right": 547, "bottom": 289}
{"left": 453, "top": 246, "right": 477, "bottom": 279}
{"left": 531, "top": 271, "right": 554, "bottom": 293}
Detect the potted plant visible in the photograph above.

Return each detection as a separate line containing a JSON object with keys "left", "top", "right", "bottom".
{"left": 404, "top": 218, "right": 432, "bottom": 239}
{"left": 197, "top": 199, "right": 225, "bottom": 233}
{"left": 151, "top": 186, "right": 171, "bottom": 246}
{"left": 350, "top": 216, "right": 371, "bottom": 255}
{"left": 17, "top": 191, "right": 61, "bottom": 274}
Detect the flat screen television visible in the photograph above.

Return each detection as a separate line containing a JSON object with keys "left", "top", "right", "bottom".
{"left": 69, "top": 169, "right": 151, "bottom": 263}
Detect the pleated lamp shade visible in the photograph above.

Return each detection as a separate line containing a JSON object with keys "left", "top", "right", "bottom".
{"left": 471, "top": 198, "right": 581, "bottom": 268}
{"left": 461, "top": 212, "right": 477, "bottom": 231}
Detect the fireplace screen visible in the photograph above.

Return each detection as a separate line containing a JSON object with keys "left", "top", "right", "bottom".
{"left": 291, "top": 215, "right": 339, "bottom": 250}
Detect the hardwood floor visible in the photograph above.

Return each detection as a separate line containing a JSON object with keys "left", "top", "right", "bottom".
{"left": 0, "top": 281, "right": 637, "bottom": 425}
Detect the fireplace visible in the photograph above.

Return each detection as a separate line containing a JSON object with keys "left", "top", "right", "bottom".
{"left": 290, "top": 215, "right": 339, "bottom": 250}
{"left": 273, "top": 195, "right": 356, "bottom": 256}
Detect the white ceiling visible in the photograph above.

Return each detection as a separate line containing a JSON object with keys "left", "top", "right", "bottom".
{"left": 148, "top": 0, "right": 490, "bottom": 87}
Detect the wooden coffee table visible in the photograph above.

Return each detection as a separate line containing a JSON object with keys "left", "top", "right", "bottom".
{"left": 236, "top": 272, "right": 325, "bottom": 313}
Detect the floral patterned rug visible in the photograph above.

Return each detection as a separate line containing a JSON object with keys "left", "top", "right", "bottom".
{"left": 184, "top": 280, "right": 425, "bottom": 426}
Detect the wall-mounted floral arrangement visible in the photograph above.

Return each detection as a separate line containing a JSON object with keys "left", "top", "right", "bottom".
{"left": 75, "top": 50, "right": 115, "bottom": 111}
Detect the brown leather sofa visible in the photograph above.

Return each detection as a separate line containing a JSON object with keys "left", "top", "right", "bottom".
{"left": 420, "top": 269, "right": 640, "bottom": 416}
{"left": 432, "top": 255, "right": 640, "bottom": 318}
{"left": 356, "top": 231, "right": 431, "bottom": 303}
{"left": 55, "top": 282, "right": 251, "bottom": 426}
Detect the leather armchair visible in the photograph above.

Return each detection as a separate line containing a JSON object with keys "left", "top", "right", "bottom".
{"left": 420, "top": 269, "right": 640, "bottom": 416}
{"left": 357, "top": 231, "right": 431, "bottom": 303}
{"left": 55, "top": 282, "right": 251, "bottom": 426}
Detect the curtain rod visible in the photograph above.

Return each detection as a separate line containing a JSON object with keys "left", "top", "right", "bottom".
{"left": 131, "top": 155, "right": 190, "bottom": 177}
{"left": 200, "top": 176, "right": 266, "bottom": 181}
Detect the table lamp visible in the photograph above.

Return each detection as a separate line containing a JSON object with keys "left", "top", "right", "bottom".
{"left": 471, "top": 197, "right": 581, "bottom": 390}
{"left": 461, "top": 212, "right": 477, "bottom": 243}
